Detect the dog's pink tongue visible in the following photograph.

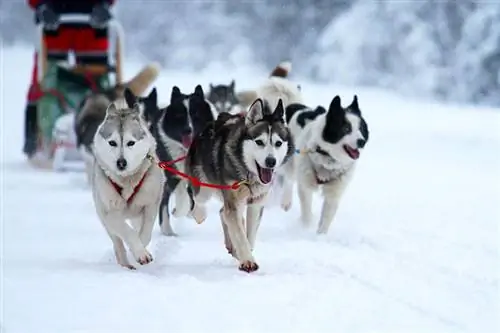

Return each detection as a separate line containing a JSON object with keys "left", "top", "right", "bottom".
{"left": 344, "top": 145, "right": 360, "bottom": 160}
{"left": 259, "top": 168, "right": 273, "bottom": 184}
{"left": 182, "top": 135, "right": 192, "bottom": 148}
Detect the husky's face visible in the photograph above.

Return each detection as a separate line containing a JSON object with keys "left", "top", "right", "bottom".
{"left": 311, "top": 95, "right": 369, "bottom": 167}
{"left": 160, "top": 85, "right": 215, "bottom": 148}
{"left": 243, "top": 99, "right": 293, "bottom": 185}
{"left": 207, "top": 80, "right": 239, "bottom": 113}
{"left": 94, "top": 103, "right": 154, "bottom": 176}
{"left": 124, "top": 87, "right": 159, "bottom": 127}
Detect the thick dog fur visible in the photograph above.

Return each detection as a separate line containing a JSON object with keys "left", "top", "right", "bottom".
{"left": 184, "top": 98, "right": 295, "bottom": 272}
{"left": 149, "top": 85, "right": 217, "bottom": 236}
{"left": 207, "top": 80, "right": 241, "bottom": 114}
{"left": 281, "top": 95, "right": 369, "bottom": 234}
{"left": 91, "top": 101, "right": 164, "bottom": 269}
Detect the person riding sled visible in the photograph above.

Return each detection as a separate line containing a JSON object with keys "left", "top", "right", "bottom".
{"left": 23, "top": 0, "right": 116, "bottom": 158}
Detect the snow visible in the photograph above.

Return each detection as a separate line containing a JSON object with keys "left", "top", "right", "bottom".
{"left": 2, "top": 45, "right": 499, "bottom": 333}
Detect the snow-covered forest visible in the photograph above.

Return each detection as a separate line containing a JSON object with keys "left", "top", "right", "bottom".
{"left": 2, "top": 0, "right": 499, "bottom": 106}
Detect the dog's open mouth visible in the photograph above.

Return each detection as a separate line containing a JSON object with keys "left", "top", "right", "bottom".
{"left": 256, "top": 163, "right": 274, "bottom": 185}
{"left": 343, "top": 145, "right": 360, "bottom": 160}
{"left": 181, "top": 135, "right": 193, "bottom": 148}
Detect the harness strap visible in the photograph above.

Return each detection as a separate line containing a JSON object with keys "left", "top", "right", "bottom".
{"left": 108, "top": 172, "right": 148, "bottom": 205}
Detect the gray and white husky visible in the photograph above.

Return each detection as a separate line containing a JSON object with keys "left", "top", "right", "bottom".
{"left": 281, "top": 95, "right": 370, "bottom": 235}
{"left": 91, "top": 101, "right": 165, "bottom": 269}
{"left": 184, "top": 98, "right": 295, "bottom": 273}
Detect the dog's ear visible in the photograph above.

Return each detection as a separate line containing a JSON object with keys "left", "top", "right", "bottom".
{"left": 328, "top": 95, "right": 342, "bottom": 112}
{"left": 194, "top": 84, "right": 204, "bottom": 97}
{"left": 171, "top": 86, "right": 182, "bottom": 103}
{"left": 348, "top": 95, "right": 360, "bottom": 114}
{"left": 124, "top": 87, "right": 137, "bottom": 109}
{"left": 230, "top": 80, "right": 235, "bottom": 90}
{"left": 147, "top": 87, "right": 158, "bottom": 106}
{"left": 209, "top": 83, "right": 214, "bottom": 90}
{"left": 245, "top": 98, "right": 265, "bottom": 125}
{"left": 272, "top": 98, "right": 285, "bottom": 122}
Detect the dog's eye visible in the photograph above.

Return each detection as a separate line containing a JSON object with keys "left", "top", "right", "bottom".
{"left": 255, "top": 139, "right": 265, "bottom": 146}
{"left": 108, "top": 140, "right": 117, "bottom": 147}
{"left": 343, "top": 123, "right": 352, "bottom": 133}
{"left": 275, "top": 141, "right": 283, "bottom": 148}
{"left": 127, "top": 141, "right": 135, "bottom": 147}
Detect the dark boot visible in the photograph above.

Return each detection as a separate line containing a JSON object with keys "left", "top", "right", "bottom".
{"left": 23, "top": 103, "right": 38, "bottom": 157}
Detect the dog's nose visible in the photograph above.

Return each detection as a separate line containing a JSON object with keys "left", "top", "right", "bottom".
{"left": 357, "top": 139, "right": 366, "bottom": 148}
{"left": 182, "top": 127, "right": 192, "bottom": 135}
{"left": 116, "top": 158, "right": 127, "bottom": 171}
{"left": 265, "top": 156, "right": 276, "bottom": 168}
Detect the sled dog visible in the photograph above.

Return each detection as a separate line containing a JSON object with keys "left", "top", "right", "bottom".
{"left": 150, "top": 85, "right": 216, "bottom": 236}
{"left": 185, "top": 98, "right": 295, "bottom": 272}
{"left": 91, "top": 101, "right": 164, "bottom": 269}
{"left": 281, "top": 95, "right": 369, "bottom": 234}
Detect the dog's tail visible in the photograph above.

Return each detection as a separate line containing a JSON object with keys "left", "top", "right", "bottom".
{"left": 124, "top": 63, "right": 161, "bottom": 96}
{"left": 269, "top": 61, "right": 292, "bottom": 78}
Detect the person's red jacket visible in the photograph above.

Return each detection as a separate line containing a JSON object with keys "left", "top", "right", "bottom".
{"left": 28, "top": 0, "right": 115, "bottom": 13}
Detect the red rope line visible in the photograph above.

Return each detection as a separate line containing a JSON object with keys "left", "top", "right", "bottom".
{"left": 157, "top": 155, "right": 244, "bottom": 190}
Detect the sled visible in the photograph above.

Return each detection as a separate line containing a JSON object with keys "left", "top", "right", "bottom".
{"left": 30, "top": 14, "right": 125, "bottom": 171}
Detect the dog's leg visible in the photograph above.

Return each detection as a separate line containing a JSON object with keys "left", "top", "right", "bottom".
{"left": 222, "top": 202, "right": 258, "bottom": 273}
{"left": 280, "top": 160, "right": 295, "bottom": 211}
{"left": 103, "top": 227, "right": 135, "bottom": 269}
{"left": 317, "top": 175, "right": 351, "bottom": 235}
{"left": 190, "top": 187, "right": 211, "bottom": 224}
{"left": 104, "top": 211, "right": 153, "bottom": 265}
{"left": 159, "top": 177, "right": 179, "bottom": 236}
{"left": 219, "top": 207, "right": 237, "bottom": 259}
{"left": 139, "top": 202, "right": 159, "bottom": 247}
{"left": 298, "top": 181, "right": 314, "bottom": 227}
{"left": 172, "top": 180, "right": 191, "bottom": 218}
{"left": 246, "top": 204, "right": 264, "bottom": 251}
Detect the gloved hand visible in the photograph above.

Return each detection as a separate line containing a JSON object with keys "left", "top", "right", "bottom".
{"left": 90, "top": 3, "right": 112, "bottom": 28}
{"left": 36, "top": 4, "right": 59, "bottom": 30}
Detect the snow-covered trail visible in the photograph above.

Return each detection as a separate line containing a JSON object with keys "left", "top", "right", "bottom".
{"left": 1, "top": 46, "right": 499, "bottom": 333}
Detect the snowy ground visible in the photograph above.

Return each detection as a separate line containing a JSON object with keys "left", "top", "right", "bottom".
{"left": 1, "top": 45, "right": 499, "bottom": 333}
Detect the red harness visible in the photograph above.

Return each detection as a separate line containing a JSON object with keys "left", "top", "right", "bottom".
{"left": 108, "top": 173, "right": 148, "bottom": 205}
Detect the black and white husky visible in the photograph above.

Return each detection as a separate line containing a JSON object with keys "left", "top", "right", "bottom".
{"left": 184, "top": 98, "right": 295, "bottom": 272}
{"left": 280, "top": 95, "right": 370, "bottom": 234}
{"left": 91, "top": 101, "right": 164, "bottom": 269}
{"left": 149, "top": 85, "right": 217, "bottom": 236}
{"left": 206, "top": 80, "right": 241, "bottom": 114}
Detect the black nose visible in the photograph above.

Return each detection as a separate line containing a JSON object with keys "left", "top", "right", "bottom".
{"left": 116, "top": 158, "right": 127, "bottom": 171}
{"left": 182, "top": 127, "right": 192, "bottom": 135}
{"left": 357, "top": 139, "right": 366, "bottom": 148}
{"left": 265, "top": 156, "right": 276, "bottom": 168}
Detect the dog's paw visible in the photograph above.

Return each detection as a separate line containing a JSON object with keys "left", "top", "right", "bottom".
{"left": 238, "top": 260, "right": 259, "bottom": 273}
{"left": 281, "top": 200, "right": 292, "bottom": 212}
{"left": 134, "top": 250, "right": 153, "bottom": 265}
{"left": 121, "top": 263, "right": 136, "bottom": 270}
